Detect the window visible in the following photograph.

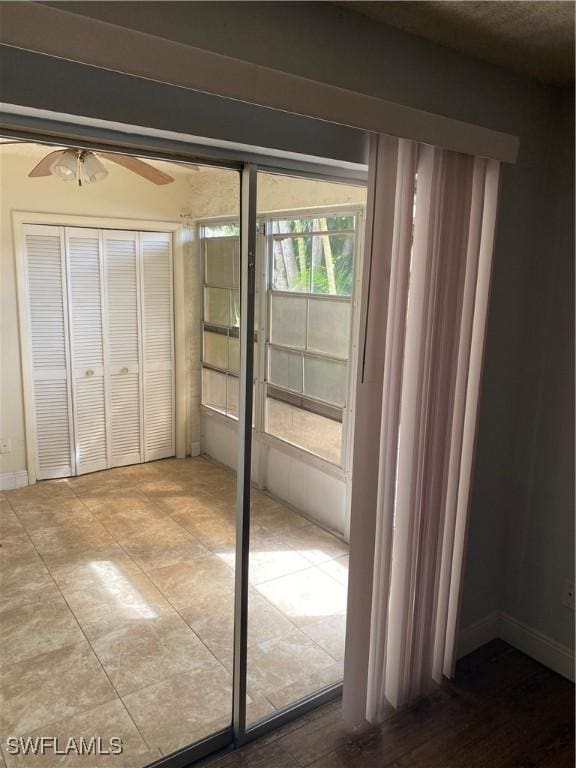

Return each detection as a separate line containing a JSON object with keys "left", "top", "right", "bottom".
{"left": 265, "top": 214, "right": 358, "bottom": 464}
{"left": 200, "top": 210, "right": 361, "bottom": 467}
{"left": 271, "top": 215, "right": 355, "bottom": 295}
{"left": 201, "top": 227, "right": 240, "bottom": 418}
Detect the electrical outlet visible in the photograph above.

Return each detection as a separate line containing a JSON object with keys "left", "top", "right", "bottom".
{"left": 561, "top": 580, "right": 575, "bottom": 611}
{"left": 0, "top": 438, "right": 11, "bottom": 454}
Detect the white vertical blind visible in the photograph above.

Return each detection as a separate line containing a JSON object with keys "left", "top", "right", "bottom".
{"left": 437, "top": 159, "right": 501, "bottom": 680}
{"left": 24, "top": 224, "right": 74, "bottom": 480}
{"left": 103, "top": 230, "right": 143, "bottom": 468}
{"left": 365, "top": 139, "right": 418, "bottom": 723}
{"left": 66, "top": 227, "right": 108, "bottom": 474}
{"left": 344, "top": 136, "right": 501, "bottom": 721}
{"left": 141, "top": 232, "right": 175, "bottom": 461}
{"left": 383, "top": 146, "right": 478, "bottom": 708}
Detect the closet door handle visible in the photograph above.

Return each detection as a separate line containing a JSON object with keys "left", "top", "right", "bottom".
{"left": 85, "top": 369, "right": 94, "bottom": 377}
{"left": 121, "top": 367, "right": 129, "bottom": 374}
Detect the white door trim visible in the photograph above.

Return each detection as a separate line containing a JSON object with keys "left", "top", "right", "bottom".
{"left": 13, "top": 210, "right": 187, "bottom": 485}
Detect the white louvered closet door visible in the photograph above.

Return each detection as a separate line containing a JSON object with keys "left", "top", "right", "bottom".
{"left": 103, "top": 230, "right": 143, "bottom": 467}
{"left": 23, "top": 224, "right": 75, "bottom": 480}
{"left": 65, "top": 228, "right": 109, "bottom": 474}
{"left": 140, "top": 232, "right": 175, "bottom": 461}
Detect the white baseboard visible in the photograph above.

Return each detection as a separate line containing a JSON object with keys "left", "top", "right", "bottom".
{"left": 458, "top": 610, "right": 575, "bottom": 682}
{"left": 0, "top": 470, "right": 29, "bottom": 491}
{"left": 499, "top": 611, "right": 575, "bottom": 683}
{"left": 458, "top": 610, "right": 500, "bottom": 658}
{"left": 190, "top": 441, "right": 201, "bottom": 457}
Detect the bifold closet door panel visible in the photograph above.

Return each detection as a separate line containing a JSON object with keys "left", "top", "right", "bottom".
{"left": 65, "top": 228, "right": 108, "bottom": 474}
{"left": 103, "top": 230, "right": 143, "bottom": 467}
{"left": 140, "top": 232, "right": 175, "bottom": 462}
{"left": 23, "top": 224, "right": 75, "bottom": 480}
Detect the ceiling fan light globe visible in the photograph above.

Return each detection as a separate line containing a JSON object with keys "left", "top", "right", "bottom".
{"left": 81, "top": 152, "right": 108, "bottom": 184}
{"left": 50, "top": 149, "right": 78, "bottom": 180}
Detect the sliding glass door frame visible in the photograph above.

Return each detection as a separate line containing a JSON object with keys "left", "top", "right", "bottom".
{"left": 145, "top": 161, "right": 347, "bottom": 768}
{"left": 232, "top": 163, "right": 257, "bottom": 740}
{"left": 2, "top": 111, "right": 367, "bottom": 765}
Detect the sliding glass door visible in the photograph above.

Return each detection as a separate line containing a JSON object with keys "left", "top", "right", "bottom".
{"left": 154, "top": 164, "right": 365, "bottom": 767}
{"left": 243, "top": 171, "right": 365, "bottom": 732}
{"left": 1, "top": 122, "right": 366, "bottom": 768}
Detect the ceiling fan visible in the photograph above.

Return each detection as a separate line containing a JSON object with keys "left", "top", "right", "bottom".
{"left": 28, "top": 148, "right": 175, "bottom": 186}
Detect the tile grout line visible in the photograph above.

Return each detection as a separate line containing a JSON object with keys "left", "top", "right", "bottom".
{"left": 49, "top": 479, "right": 157, "bottom": 754}
{"left": 3, "top": 462, "right": 349, "bottom": 759}
{"left": 96, "top": 470, "right": 338, "bottom": 720}
{"left": 151, "top": 473, "right": 349, "bottom": 702}
{"left": 164, "top": 502, "right": 343, "bottom": 684}
{"left": 2, "top": 488, "right": 145, "bottom": 747}
{"left": 68, "top": 477, "right": 250, "bottom": 742}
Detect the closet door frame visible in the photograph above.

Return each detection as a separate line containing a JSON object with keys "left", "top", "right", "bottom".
{"left": 13, "top": 211, "right": 187, "bottom": 485}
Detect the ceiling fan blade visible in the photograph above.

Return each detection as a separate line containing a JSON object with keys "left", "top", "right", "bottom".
{"left": 28, "top": 150, "right": 66, "bottom": 177}
{"left": 99, "top": 153, "right": 174, "bottom": 185}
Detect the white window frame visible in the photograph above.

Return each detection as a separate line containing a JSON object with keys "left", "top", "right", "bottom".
{"left": 200, "top": 225, "right": 242, "bottom": 419}
{"left": 199, "top": 203, "right": 365, "bottom": 479}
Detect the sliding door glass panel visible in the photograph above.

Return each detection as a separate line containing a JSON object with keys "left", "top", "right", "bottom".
{"left": 303, "top": 357, "right": 347, "bottom": 406}
{"left": 270, "top": 294, "right": 307, "bottom": 348}
{"left": 205, "top": 237, "right": 239, "bottom": 287}
{"left": 203, "top": 367, "right": 227, "bottom": 413}
{"left": 272, "top": 234, "right": 310, "bottom": 292}
{"left": 227, "top": 374, "right": 239, "bottom": 418}
{"left": 201, "top": 211, "right": 242, "bottom": 421}
{"left": 260, "top": 180, "right": 364, "bottom": 465}
{"left": 311, "top": 233, "right": 355, "bottom": 295}
{"left": 231, "top": 289, "right": 241, "bottom": 328}
{"left": 307, "top": 299, "right": 351, "bottom": 357}
{"left": 229, "top": 335, "right": 240, "bottom": 374}
{"left": 174, "top": 166, "right": 241, "bottom": 754}
{"left": 268, "top": 347, "right": 303, "bottom": 392}
{"left": 204, "top": 329, "right": 230, "bottom": 370}
{"left": 204, "top": 286, "right": 232, "bottom": 326}
{"left": 245, "top": 171, "right": 365, "bottom": 729}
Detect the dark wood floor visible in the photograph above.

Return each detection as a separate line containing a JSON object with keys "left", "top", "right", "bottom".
{"left": 202, "top": 640, "right": 575, "bottom": 768}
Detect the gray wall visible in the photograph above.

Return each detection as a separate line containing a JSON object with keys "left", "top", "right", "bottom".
{"left": 31, "top": 2, "right": 576, "bottom": 648}
{"left": 500, "top": 89, "right": 574, "bottom": 649}
{"left": 0, "top": 45, "right": 368, "bottom": 167}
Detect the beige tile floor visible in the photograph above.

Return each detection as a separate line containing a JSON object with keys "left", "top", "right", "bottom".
{"left": 0, "top": 457, "right": 348, "bottom": 767}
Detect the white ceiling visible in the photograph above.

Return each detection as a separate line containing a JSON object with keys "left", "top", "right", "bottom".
{"left": 336, "top": 1, "right": 575, "bottom": 85}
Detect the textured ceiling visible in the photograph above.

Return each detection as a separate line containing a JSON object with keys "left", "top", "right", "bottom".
{"left": 336, "top": 1, "right": 575, "bottom": 85}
